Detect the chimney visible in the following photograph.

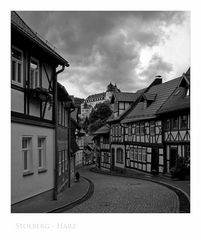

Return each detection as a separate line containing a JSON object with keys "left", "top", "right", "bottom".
{"left": 154, "top": 75, "right": 162, "bottom": 85}
{"left": 145, "top": 75, "right": 162, "bottom": 93}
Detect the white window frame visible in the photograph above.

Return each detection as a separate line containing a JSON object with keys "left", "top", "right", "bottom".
{"left": 22, "top": 136, "right": 33, "bottom": 175}
{"left": 11, "top": 46, "right": 23, "bottom": 87}
{"left": 38, "top": 137, "right": 47, "bottom": 171}
{"left": 142, "top": 148, "right": 146, "bottom": 163}
{"left": 150, "top": 121, "right": 155, "bottom": 135}
{"left": 134, "top": 147, "right": 138, "bottom": 161}
{"left": 138, "top": 148, "right": 142, "bottom": 162}
{"left": 30, "top": 57, "right": 40, "bottom": 89}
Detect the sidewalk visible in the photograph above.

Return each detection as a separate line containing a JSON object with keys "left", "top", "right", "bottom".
{"left": 11, "top": 177, "right": 90, "bottom": 213}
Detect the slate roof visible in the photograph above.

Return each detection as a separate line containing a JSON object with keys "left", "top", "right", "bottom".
{"left": 121, "top": 76, "right": 182, "bottom": 123}
{"left": 11, "top": 11, "right": 69, "bottom": 66}
{"left": 111, "top": 92, "right": 139, "bottom": 102}
{"left": 57, "top": 82, "right": 72, "bottom": 102}
{"left": 157, "top": 72, "right": 190, "bottom": 114}
{"left": 93, "top": 124, "right": 110, "bottom": 135}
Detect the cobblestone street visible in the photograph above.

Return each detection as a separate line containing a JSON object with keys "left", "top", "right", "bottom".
{"left": 65, "top": 166, "right": 180, "bottom": 213}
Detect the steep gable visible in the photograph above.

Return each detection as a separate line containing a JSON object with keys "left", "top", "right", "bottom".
{"left": 121, "top": 77, "right": 181, "bottom": 123}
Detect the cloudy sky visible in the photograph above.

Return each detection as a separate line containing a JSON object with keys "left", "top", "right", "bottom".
{"left": 18, "top": 11, "right": 190, "bottom": 98}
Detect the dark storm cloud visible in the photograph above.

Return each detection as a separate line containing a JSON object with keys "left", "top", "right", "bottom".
{"left": 18, "top": 11, "right": 189, "bottom": 97}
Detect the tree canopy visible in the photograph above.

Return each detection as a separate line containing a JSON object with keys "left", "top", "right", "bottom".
{"left": 88, "top": 102, "right": 112, "bottom": 133}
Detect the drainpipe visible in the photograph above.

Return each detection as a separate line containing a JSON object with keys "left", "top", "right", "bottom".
{"left": 53, "top": 64, "right": 66, "bottom": 200}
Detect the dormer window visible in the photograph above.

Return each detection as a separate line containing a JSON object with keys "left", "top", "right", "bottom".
{"left": 30, "top": 58, "right": 40, "bottom": 89}
{"left": 186, "top": 88, "right": 190, "bottom": 96}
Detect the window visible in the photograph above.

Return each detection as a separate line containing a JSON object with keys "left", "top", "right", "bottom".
{"left": 150, "top": 121, "right": 155, "bottom": 135}
{"left": 38, "top": 137, "right": 46, "bottom": 171}
{"left": 103, "top": 152, "right": 109, "bottom": 163}
{"left": 130, "top": 147, "right": 134, "bottom": 161}
{"left": 164, "top": 119, "right": 170, "bottom": 131}
{"left": 138, "top": 148, "right": 142, "bottom": 162}
{"left": 103, "top": 136, "right": 109, "bottom": 144}
{"left": 134, "top": 148, "right": 138, "bottom": 161}
{"left": 136, "top": 123, "right": 140, "bottom": 135}
{"left": 172, "top": 117, "right": 178, "bottom": 130}
{"left": 140, "top": 123, "right": 145, "bottom": 135}
{"left": 128, "top": 125, "right": 132, "bottom": 136}
{"left": 11, "top": 47, "right": 23, "bottom": 86}
{"left": 180, "top": 115, "right": 188, "bottom": 129}
{"left": 186, "top": 88, "right": 190, "bottom": 96}
{"left": 142, "top": 148, "right": 146, "bottom": 163}
{"left": 132, "top": 125, "right": 135, "bottom": 134}
{"left": 116, "top": 148, "right": 123, "bottom": 163}
{"left": 30, "top": 58, "right": 40, "bottom": 89}
{"left": 22, "top": 137, "right": 32, "bottom": 174}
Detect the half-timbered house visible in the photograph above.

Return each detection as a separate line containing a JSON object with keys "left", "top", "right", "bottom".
{"left": 157, "top": 69, "right": 190, "bottom": 174}
{"left": 93, "top": 125, "right": 110, "bottom": 170}
{"left": 11, "top": 12, "right": 69, "bottom": 204}
{"left": 121, "top": 76, "right": 182, "bottom": 174}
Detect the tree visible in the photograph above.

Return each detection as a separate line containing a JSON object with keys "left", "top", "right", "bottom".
{"left": 88, "top": 102, "right": 112, "bottom": 133}
{"left": 82, "top": 116, "right": 89, "bottom": 133}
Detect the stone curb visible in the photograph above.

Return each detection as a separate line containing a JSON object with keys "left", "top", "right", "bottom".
{"left": 90, "top": 168, "right": 190, "bottom": 213}
{"left": 47, "top": 176, "right": 94, "bottom": 213}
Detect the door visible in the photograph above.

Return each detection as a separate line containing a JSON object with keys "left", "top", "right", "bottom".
{"left": 170, "top": 147, "right": 178, "bottom": 168}
{"left": 151, "top": 148, "right": 159, "bottom": 173}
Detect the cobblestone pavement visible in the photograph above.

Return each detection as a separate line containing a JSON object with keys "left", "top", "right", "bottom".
{"left": 65, "top": 166, "right": 179, "bottom": 213}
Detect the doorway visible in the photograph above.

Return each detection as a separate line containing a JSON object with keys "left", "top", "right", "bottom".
{"left": 170, "top": 147, "right": 178, "bottom": 168}
{"left": 151, "top": 148, "right": 159, "bottom": 173}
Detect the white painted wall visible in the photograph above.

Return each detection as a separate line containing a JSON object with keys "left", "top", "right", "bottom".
{"left": 11, "top": 123, "right": 54, "bottom": 204}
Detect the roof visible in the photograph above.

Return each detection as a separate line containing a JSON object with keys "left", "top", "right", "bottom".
{"left": 84, "top": 135, "right": 94, "bottom": 146}
{"left": 111, "top": 92, "right": 139, "bottom": 103}
{"left": 157, "top": 73, "right": 190, "bottom": 114}
{"left": 107, "top": 90, "right": 144, "bottom": 123}
{"left": 93, "top": 124, "right": 110, "bottom": 135}
{"left": 121, "top": 76, "right": 182, "bottom": 123}
{"left": 57, "top": 82, "right": 72, "bottom": 102}
{"left": 86, "top": 92, "right": 106, "bottom": 102}
{"left": 142, "top": 93, "right": 157, "bottom": 101}
{"left": 74, "top": 97, "right": 85, "bottom": 106}
{"left": 11, "top": 11, "right": 69, "bottom": 66}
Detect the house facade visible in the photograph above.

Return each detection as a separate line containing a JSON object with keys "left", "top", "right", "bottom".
{"left": 93, "top": 125, "right": 111, "bottom": 170}
{"left": 105, "top": 73, "right": 190, "bottom": 175}
{"left": 11, "top": 12, "right": 69, "bottom": 204}
{"left": 121, "top": 77, "right": 181, "bottom": 174}
{"left": 157, "top": 69, "right": 190, "bottom": 174}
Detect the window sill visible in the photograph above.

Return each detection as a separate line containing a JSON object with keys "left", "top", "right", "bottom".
{"left": 38, "top": 168, "right": 47, "bottom": 174}
{"left": 23, "top": 171, "right": 34, "bottom": 177}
